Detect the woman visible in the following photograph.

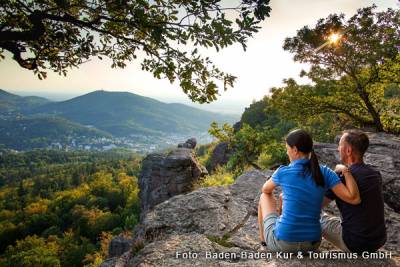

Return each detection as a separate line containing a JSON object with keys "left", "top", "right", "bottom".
{"left": 258, "top": 129, "right": 360, "bottom": 252}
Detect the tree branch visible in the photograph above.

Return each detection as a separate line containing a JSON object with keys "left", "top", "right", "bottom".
{"left": 0, "top": 42, "right": 37, "bottom": 70}
{"left": 0, "top": 11, "right": 45, "bottom": 42}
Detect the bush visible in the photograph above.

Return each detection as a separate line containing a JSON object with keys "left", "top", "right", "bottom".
{"left": 257, "top": 142, "right": 288, "bottom": 169}
{"left": 195, "top": 166, "right": 234, "bottom": 188}
{"left": 195, "top": 143, "right": 217, "bottom": 170}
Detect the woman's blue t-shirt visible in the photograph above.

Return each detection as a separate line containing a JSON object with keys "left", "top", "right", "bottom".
{"left": 272, "top": 158, "right": 340, "bottom": 242}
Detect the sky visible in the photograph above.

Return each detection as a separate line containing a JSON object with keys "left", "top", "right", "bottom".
{"left": 0, "top": 0, "right": 398, "bottom": 115}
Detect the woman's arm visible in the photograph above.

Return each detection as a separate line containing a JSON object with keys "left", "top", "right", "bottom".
{"left": 331, "top": 166, "right": 361, "bottom": 205}
{"left": 261, "top": 178, "right": 276, "bottom": 194}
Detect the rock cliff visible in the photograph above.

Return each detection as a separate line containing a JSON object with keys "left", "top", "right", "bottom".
{"left": 139, "top": 140, "right": 207, "bottom": 217}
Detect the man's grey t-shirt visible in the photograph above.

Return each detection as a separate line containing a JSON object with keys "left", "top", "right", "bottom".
{"left": 325, "top": 163, "right": 386, "bottom": 253}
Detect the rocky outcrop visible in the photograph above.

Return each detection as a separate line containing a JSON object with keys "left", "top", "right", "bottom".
{"left": 208, "top": 142, "right": 232, "bottom": 173}
{"left": 233, "top": 121, "right": 242, "bottom": 133}
{"left": 125, "top": 170, "right": 400, "bottom": 266}
{"left": 128, "top": 232, "right": 398, "bottom": 267}
{"left": 178, "top": 138, "right": 197, "bottom": 149}
{"left": 207, "top": 121, "right": 241, "bottom": 173}
{"left": 141, "top": 170, "right": 269, "bottom": 243}
{"left": 139, "top": 145, "right": 208, "bottom": 217}
{"left": 108, "top": 236, "right": 134, "bottom": 258}
{"left": 104, "top": 132, "right": 400, "bottom": 266}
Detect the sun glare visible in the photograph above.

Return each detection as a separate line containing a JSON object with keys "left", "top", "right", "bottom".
{"left": 328, "top": 33, "right": 341, "bottom": 44}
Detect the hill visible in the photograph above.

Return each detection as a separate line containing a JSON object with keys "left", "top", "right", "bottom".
{"left": 31, "top": 90, "right": 237, "bottom": 136}
{"left": 0, "top": 89, "right": 237, "bottom": 151}
{"left": 0, "top": 89, "right": 51, "bottom": 114}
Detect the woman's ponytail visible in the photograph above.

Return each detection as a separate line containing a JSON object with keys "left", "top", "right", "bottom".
{"left": 286, "top": 129, "right": 325, "bottom": 187}
{"left": 310, "top": 150, "right": 324, "bottom": 187}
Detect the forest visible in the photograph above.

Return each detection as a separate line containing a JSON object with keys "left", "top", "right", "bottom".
{"left": 0, "top": 150, "right": 141, "bottom": 267}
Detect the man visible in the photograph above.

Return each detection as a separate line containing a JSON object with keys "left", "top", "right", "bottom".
{"left": 321, "top": 129, "right": 387, "bottom": 253}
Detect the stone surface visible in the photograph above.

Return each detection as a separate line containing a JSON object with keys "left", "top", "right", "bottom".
{"left": 142, "top": 186, "right": 249, "bottom": 239}
{"left": 129, "top": 168, "right": 400, "bottom": 266}
{"left": 229, "top": 169, "right": 270, "bottom": 205}
{"left": 382, "top": 204, "right": 400, "bottom": 253}
{"left": 98, "top": 252, "right": 130, "bottom": 267}
{"left": 178, "top": 138, "right": 197, "bottom": 149}
{"left": 208, "top": 142, "right": 232, "bottom": 173}
{"left": 227, "top": 214, "right": 261, "bottom": 250}
{"left": 139, "top": 148, "right": 208, "bottom": 217}
{"left": 104, "top": 132, "right": 400, "bottom": 267}
{"left": 98, "top": 257, "right": 118, "bottom": 267}
{"left": 126, "top": 232, "right": 399, "bottom": 267}
{"left": 108, "top": 236, "right": 134, "bottom": 258}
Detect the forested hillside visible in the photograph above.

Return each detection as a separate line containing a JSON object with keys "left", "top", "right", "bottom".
{"left": 0, "top": 150, "right": 141, "bottom": 267}
{"left": 0, "top": 89, "right": 50, "bottom": 114}
{"left": 31, "top": 90, "right": 237, "bottom": 137}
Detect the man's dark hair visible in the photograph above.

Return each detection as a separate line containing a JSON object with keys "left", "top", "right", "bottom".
{"left": 343, "top": 129, "right": 369, "bottom": 157}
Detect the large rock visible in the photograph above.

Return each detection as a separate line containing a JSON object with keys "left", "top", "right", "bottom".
{"left": 178, "top": 138, "right": 197, "bottom": 149}
{"left": 142, "top": 186, "right": 249, "bottom": 239}
{"left": 125, "top": 170, "right": 399, "bottom": 266}
{"left": 314, "top": 132, "right": 400, "bottom": 212}
{"left": 139, "top": 148, "right": 208, "bottom": 218}
{"left": 128, "top": 233, "right": 399, "bottom": 267}
{"left": 108, "top": 236, "right": 134, "bottom": 258}
{"left": 141, "top": 170, "right": 268, "bottom": 239}
{"left": 233, "top": 121, "right": 242, "bottom": 133}
{"left": 208, "top": 142, "right": 232, "bottom": 172}
{"left": 127, "top": 233, "right": 266, "bottom": 267}
{"left": 104, "top": 132, "right": 400, "bottom": 267}
{"left": 206, "top": 121, "right": 247, "bottom": 173}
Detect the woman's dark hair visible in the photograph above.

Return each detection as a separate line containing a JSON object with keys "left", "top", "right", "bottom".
{"left": 286, "top": 129, "right": 324, "bottom": 187}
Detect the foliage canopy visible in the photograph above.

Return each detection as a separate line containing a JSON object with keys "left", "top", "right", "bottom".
{"left": 0, "top": 0, "right": 271, "bottom": 103}
{"left": 283, "top": 6, "right": 400, "bottom": 132}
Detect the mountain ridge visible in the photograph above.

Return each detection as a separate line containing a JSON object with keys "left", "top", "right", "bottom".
{"left": 30, "top": 90, "right": 237, "bottom": 136}
{"left": 0, "top": 89, "right": 51, "bottom": 114}
{"left": 0, "top": 89, "right": 237, "bottom": 151}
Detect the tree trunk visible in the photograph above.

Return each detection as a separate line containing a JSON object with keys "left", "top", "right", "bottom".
{"left": 356, "top": 84, "right": 384, "bottom": 132}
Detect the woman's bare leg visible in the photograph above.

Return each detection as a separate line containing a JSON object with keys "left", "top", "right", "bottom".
{"left": 258, "top": 201, "right": 264, "bottom": 242}
{"left": 258, "top": 192, "right": 278, "bottom": 242}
